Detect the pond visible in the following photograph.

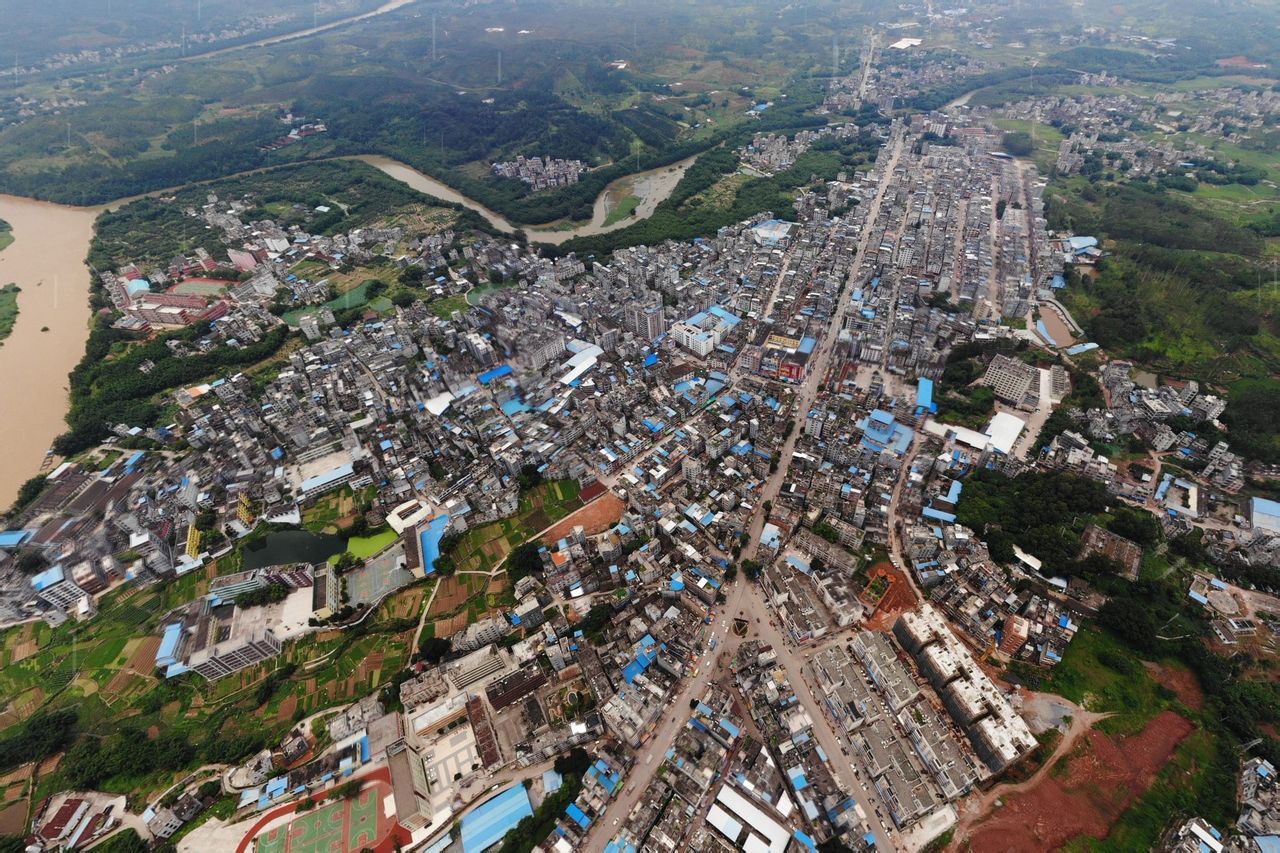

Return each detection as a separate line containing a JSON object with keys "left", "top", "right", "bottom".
{"left": 242, "top": 529, "right": 347, "bottom": 570}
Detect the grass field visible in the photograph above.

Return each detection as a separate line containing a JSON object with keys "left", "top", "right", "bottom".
{"left": 425, "top": 294, "right": 470, "bottom": 319}
{"left": 465, "top": 281, "right": 516, "bottom": 306}
{"left": 1047, "top": 626, "right": 1177, "bottom": 736}
{"left": 993, "top": 118, "right": 1064, "bottom": 173}
{"left": 603, "top": 194, "right": 640, "bottom": 226}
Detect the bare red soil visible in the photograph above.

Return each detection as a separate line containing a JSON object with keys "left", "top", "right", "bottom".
{"left": 1145, "top": 662, "right": 1204, "bottom": 711}
{"left": 965, "top": 710, "right": 1194, "bottom": 852}
{"left": 863, "top": 561, "right": 920, "bottom": 631}
{"left": 540, "top": 492, "right": 625, "bottom": 542}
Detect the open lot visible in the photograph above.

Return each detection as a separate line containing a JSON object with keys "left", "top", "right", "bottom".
{"left": 862, "top": 561, "right": 919, "bottom": 631}
{"left": 540, "top": 492, "right": 625, "bottom": 543}
{"left": 963, "top": 710, "right": 1194, "bottom": 851}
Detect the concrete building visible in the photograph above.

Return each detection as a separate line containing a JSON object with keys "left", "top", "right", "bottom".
{"left": 979, "top": 354, "right": 1040, "bottom": 409}
{"left": 387, "top": 740, "right": 433, "bottom": 831}
{"left": 185, "top": 604, "right": 284, "bottom": 681}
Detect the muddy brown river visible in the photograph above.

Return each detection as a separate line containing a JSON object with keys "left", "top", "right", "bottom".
{"left": 0, "top": 195, "right": 102, "bottom": 505}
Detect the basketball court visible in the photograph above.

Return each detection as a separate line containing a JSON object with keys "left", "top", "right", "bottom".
{"left": 253, "top": 784, "right": 391, "bottom": 853}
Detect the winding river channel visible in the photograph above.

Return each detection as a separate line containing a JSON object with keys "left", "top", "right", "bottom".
{"left": 0, "top": 154, "right": 695, "bottom": 504}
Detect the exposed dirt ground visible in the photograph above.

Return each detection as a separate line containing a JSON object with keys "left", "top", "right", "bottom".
{"left": 1144, "top": 662, "right": 1205, "bottom": 711}
{"left": 961, "top": 710, "right": 1194, "bottom": 852}
{"left": 863, "top": 561, "right": 920, "bottom": 631}
{"left": 540, "top": 492, "right": 625, "bottom": 542}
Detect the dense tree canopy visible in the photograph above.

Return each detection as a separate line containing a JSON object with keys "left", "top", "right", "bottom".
{"left": 956, "top": 470, "right": 1109, "bottom": 573}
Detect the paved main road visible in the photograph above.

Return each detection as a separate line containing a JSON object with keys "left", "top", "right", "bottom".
{"left": 585, "top": 130, "right": 909, "bottom": 851}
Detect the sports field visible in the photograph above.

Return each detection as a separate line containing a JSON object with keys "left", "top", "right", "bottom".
{"left": 254, "top": 785, "right": 390, "bottom": 853}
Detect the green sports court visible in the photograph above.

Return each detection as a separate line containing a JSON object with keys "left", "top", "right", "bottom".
{"left": 254, "top": 784, "right": 390, "bottom": 853}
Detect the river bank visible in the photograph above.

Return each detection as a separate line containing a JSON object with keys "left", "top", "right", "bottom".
{"left": 0, "top": 151, "right": 698, "bottom": 505}
{"left": 353, "top": 153, "right": 697, "bottom": 245}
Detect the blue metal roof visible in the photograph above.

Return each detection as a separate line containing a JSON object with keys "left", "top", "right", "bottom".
{"left": 460, "top": 786, "right": 533, "bottom": 853}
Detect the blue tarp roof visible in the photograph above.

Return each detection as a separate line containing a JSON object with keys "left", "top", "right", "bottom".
{"left": 922, "top": 507, "right": 957, "bottom": 523}
{"left": 156, "top": 623, "right": 183, "bottom": 667}
{"left": 477, "top": 364, "right": 513, "bottom": 384}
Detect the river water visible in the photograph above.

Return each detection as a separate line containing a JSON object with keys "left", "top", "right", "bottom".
{"left": 0, "top": 195, "right": 103, "bottom": 505}
{"left": 0, "top": 153, "right": 696, "bottom": 504}
{"left": 355, "top": 153, "right": 696, "bottom": 245}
